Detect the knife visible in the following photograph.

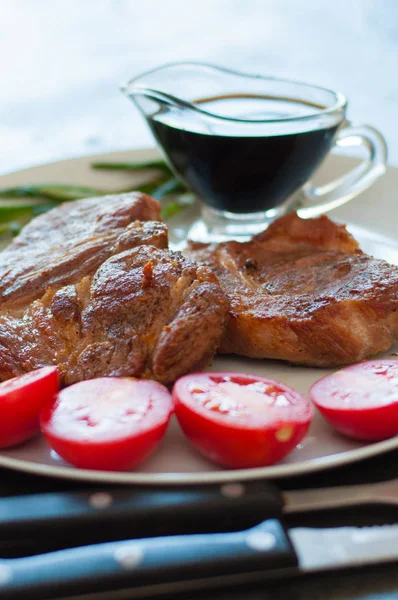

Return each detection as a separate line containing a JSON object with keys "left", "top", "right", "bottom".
{"left": 0, "top": 481, "right": 283, "bottom": 553}
{"left": 1, "top": 478, "right": 397, "bottom": 552}
{"left": 0, "top": 518, "right": 397, "bottom": 599}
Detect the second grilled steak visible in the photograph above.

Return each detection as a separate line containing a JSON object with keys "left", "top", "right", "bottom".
{"left": 186, "top": 213, "right": 398, "bottom": 367}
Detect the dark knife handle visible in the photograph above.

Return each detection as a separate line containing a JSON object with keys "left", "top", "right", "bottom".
{"left": 0, "top": 481, "right": 283, "bottom": 550}
{"left": 0, "top": 519, "right": 298, "bottom": 600}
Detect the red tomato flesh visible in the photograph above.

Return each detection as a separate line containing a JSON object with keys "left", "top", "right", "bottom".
{"left": 173, "top": 372, "right": 313, "bottom": 468}
{"left": 40, "top": 378, "right": 173, "bottom": 471}
{"left": 310, "top": 359, "right": 398, "bottom": 441}
{"left": 0, "top": 367, "right": 59, "bottom": 448}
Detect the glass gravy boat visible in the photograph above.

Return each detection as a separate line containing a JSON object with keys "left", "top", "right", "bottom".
{"left": 122, "top": 62, "right": 387, "bottom": 241}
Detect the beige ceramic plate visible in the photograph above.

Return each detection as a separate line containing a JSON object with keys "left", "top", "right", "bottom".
{"left": 0, "top": 149, "right": 397, "bottom": 485}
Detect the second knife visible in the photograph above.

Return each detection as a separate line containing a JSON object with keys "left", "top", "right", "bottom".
{"left": 1, "top": 477, "right": 397, "bottom": 553}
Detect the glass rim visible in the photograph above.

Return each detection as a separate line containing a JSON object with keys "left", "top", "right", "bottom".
{"left": 121, "top": 61, "right": 347, "bottom": 125}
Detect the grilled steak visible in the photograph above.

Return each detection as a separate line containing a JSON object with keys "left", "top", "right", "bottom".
{"left": 186, "top": 213, "right": 398, "bottom": 367}
{"left": 0, "top": 193, "right": 228, "bottom": 385}
{"left": 0, "top": 192, "right": 164, "bottom": 309}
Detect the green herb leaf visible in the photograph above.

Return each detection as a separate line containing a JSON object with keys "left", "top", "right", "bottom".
{"left": 0, "top": 221, "right": 23, "bottom": 236}
{"left": 160, "top": 201, "right": 185, "bottom": 220}
{"left": 160, "top": 192, "right": 196, "bottom": 220}
{"left": 0, "top": 206, "right": 34, "bottom": 223}
{"left": 91, "top": 159, "right": 171, "bottom": 173}
{"left": 0, "top": 184, "right": 106, "bottom": 201}
{"left": 0, "top": 175, "right": 172, "bottom": 203}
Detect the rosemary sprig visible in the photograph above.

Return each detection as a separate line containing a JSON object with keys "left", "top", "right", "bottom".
{"left": 0, "top": 157, "right": 190, "bottom": 237}
{"left": 0, "top": 200, "right": 57, "bottom": 223}
{"left": 91, "top": 159, "right": 171, "bottom": 173}
{"left": 0, "top": 173, "right": 175, "bottom": 202}
{"left": 0, "top": 184, "right": 108, "bottom": 201}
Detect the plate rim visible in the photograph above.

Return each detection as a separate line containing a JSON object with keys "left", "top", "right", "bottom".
{"left": 1, "top": 148, "right": 398, "bottom": 486}
{"left": 0, "top": 434, "right": 397, "bottom": 485}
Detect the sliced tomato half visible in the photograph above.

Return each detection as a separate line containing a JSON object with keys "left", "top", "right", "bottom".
{"left": 0, "top": 367, "right": 59, "bottom": 448}
{"left": 310, "top": 359, "right": 398, "bottom": 441}
{"left": 173, "top": 372, "right": 313, "bottom": 469}
{"left": 40, "top": 378, "right": 174, "bottom": 471}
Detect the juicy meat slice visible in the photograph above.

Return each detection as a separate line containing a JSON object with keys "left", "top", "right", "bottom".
{"left": 0, "top": 192, "right": 163, "bottom": 309}
{"left": 0, "top": 193, "right": 229, "bottom": 385}
{"left": 0, "top": 247, "right": 228, "bottom": 386}
{"left": 186, "top": 213, "right": 398, "bottom": 367}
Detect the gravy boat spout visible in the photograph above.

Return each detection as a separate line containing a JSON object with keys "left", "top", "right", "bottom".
{"left": 120, "top": 62, "right": 256, "bottom": 127}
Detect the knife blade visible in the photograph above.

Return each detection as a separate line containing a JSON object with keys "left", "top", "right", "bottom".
{"left": 283, "top": 477, "right": 398, "bottom": 513}
{"left": 0, "top": 519, "right": 397, "bottom": 600}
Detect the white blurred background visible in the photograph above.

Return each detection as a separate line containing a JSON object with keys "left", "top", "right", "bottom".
{"left": 1, "top": 0, "right": 397, "bottom": 172}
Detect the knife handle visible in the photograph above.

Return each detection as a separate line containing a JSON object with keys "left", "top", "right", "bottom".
{"left": 0, "top": 481, "right": 283, "bottom": 550}
{"left": 0, "top": 519, "right": 298, "bottom": 600}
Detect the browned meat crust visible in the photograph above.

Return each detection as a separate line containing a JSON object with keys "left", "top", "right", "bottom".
{"left": 186, "top": 213, "right": 398, "bottom": 367}
{"left": 0, "top": 192, "right": 163, "bottom": 309}
{"left": 0, "top": 193, "right": 229, "bottom": 385}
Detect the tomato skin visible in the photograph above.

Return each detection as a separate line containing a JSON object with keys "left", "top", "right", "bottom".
{"left": 0, "top": 367, "right": 59, "bottom": 448}
{"left": 313, "top": 403, "right": 398, "bottom": 441}
{"left": 40, "top": 378, "right": 173, "bottom": 471}
{"left": 43, "top": 421, "right": 169, "bottom": 472}
{"left": 176, "top": 402, "right": 310, "bottom": 468}
{"left": 310, "top": 359, "right": 398, "bottom": 442}
{"left": 173, "top": 372, "right": 313, "bottom": 469}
